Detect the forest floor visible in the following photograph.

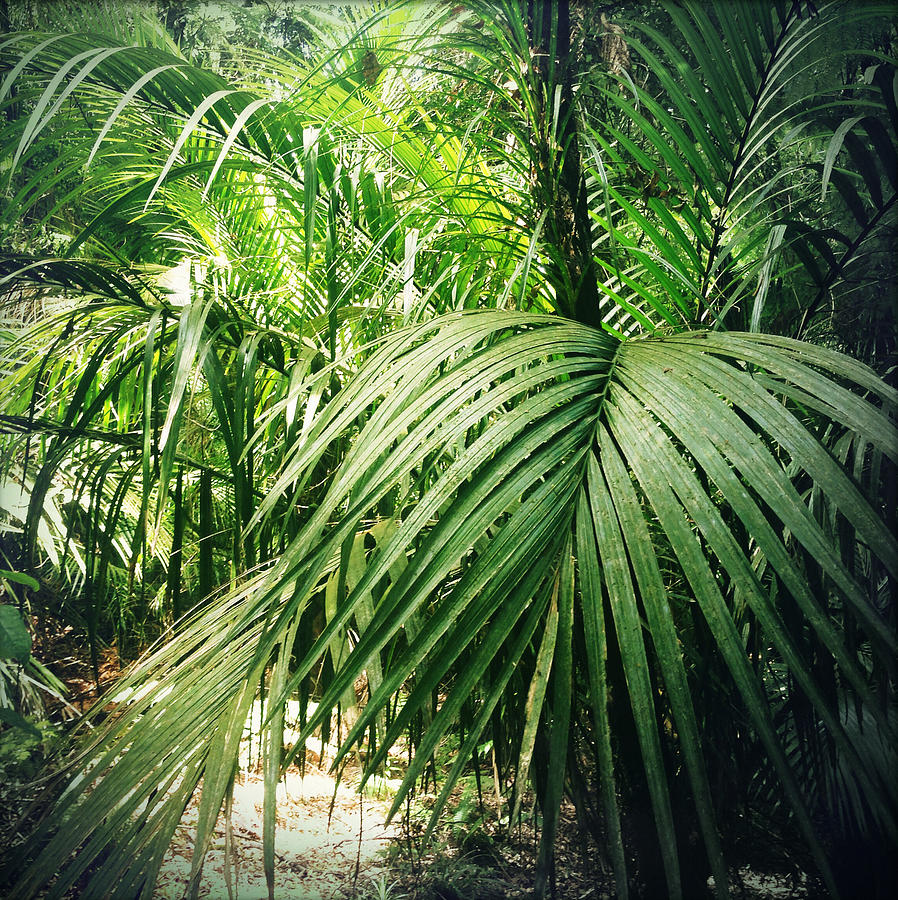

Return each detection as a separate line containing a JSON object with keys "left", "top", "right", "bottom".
{"left": 149, "top": 758, "right": 822, "bottom": 900}
{"left": 153, "top": 764, "right": 398, "bottom": 900}
{"left": 2, "top": 622, "right": 825, "bottom": 899}
{"left": 149, "top": 749, "right": 613, "bottom": 900}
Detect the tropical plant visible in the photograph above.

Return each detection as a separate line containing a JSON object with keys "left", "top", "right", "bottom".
{"left": 0, "top": 1, "right": 895, "bottom": 898}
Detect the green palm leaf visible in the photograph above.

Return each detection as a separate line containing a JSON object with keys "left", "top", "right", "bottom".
{"left": 7, "top": 312, "right": 896, "bottom": 899}
{"left": 588, "top": 1, "right": 897, "bottom": 332}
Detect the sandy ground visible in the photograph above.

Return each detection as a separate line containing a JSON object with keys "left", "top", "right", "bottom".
{"left": 154, "top": 766, "right": 397, "bottom": 900}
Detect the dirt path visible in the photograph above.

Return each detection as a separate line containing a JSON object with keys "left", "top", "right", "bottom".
{"left": 154, "top": 767, "right": 397, "bottom": 900}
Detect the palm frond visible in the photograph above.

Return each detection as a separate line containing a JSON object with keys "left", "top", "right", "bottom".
{"left": 7, "top": 311, "right": 895, "bottom": 899}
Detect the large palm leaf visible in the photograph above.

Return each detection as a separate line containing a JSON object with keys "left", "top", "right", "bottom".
{"left": 6, "top": 312, "right": 896, "bottom": 899}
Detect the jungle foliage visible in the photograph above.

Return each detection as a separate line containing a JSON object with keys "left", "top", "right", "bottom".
{"left": 0, "top": 1, "right": 896, "bottom": 897}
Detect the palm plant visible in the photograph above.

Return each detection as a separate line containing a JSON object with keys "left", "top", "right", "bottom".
{"left": 0, "top": 1, "right": 895, "bottom": 898}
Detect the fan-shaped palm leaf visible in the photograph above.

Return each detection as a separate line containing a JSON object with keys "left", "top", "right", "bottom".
{"left": 7, "top": 311, "right": 896, "bottom": 900}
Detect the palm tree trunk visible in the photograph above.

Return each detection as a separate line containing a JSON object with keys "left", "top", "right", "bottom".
{"left": 527, "top": 0, "right": 602, "bottom": 328}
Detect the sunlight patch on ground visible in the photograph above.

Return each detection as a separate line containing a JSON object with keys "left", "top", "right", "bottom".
{"left": 154, "top": 765, "right": 397, "bottom": 900}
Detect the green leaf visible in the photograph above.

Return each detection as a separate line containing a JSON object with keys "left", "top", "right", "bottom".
{"left": 510, "top": 570, "right": 559, "bottom": 828}
{"left": 575, "top": 490, "right": 628, "bottom": 897}
{"left": 587, "top": 442, "right": 682, "bottom": 900}
{"left": 534, "top": 537, "right": 574, "bottom": 898}
{"left": 0, "top": 604, "right": 32, "bottom": 663}
{"left": 0, "top": 569, "right": 40, "bottom": 592}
